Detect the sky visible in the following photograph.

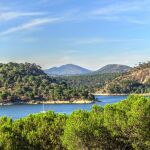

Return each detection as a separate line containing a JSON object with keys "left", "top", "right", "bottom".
{"left": 0, "top": 0, "right": 150, "bottom": 70}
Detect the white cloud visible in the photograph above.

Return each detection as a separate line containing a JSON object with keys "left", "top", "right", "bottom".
{"left": 65, "top": 38, "right": 144, "bottom": 45}
{"left": 88, "top": 0, "right": 150, "bottom": 24}
{"left": 92, "top": 2, "right": 141, "bottom": 15}
{"left": 0, "top": 11, "right": 45, "bottom": 21}
{"left": 0, "top": 17, "right": 61, "bottom": 36}
{"left": 65, "top": 0, "right": 150, "bottom": 25}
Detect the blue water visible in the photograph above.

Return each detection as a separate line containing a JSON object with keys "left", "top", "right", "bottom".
{"left": 0, "top": 96, "right": 127, "bottom": 119}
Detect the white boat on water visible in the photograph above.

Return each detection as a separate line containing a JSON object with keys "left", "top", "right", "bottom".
{"left": 41, "top": 103, "right": 46, "bottom": 113}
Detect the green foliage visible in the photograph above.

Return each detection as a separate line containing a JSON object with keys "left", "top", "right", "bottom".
{"left": 60, "top": 62, "right": 150, "bottom": 95}
{"left": 62, "top": 107, "right": 114, "bottom": 150}
{"left": 106, "top": 80, "right": 145, "bottom": 94}
{"left": 0, "top": 95, "right": 149, "bottom": 150}
{"left": 104, "top": 62, "right": 150, "bottom": 94}
{"left": 61, "top": 73, "right": 120, "bottom": 93}
{"left": 0, "top": 111, "right": 67, "bottom": 150}
{"left": 104, "top": 95, "right": 150, "bottom": 150}
{"left": 0, "top": 63, "right": 94, "bottom": 103}
{"left": 0, "top": 117, "right": 13, "bottom": 150}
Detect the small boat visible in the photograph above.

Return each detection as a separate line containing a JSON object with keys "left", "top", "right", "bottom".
{"left": 41, "top": 103, "right": 46, "bottom": 113}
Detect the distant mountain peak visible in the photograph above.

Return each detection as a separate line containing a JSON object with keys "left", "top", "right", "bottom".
{"left": 44, "top": 64, "right": 92, "bottom": 76}
{"left": 45, "top": 63, "right": 132, "bottom": 76}
{"left": 95, "top": 64, "right": 131, "bottom": 74}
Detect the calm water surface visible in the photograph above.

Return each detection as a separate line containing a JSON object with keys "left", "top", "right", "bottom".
{"left": 0, "top": 96, "right": 127, "bottom": 119}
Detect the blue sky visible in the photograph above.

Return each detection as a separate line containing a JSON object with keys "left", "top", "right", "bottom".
{"left": 0, "top": 0, "right": 150, "bottom": 70}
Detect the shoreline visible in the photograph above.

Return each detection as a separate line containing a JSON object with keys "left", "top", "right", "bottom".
{"left": 1, "top": 93, "right": 149, "bottom": 106}
{"left": 0, "top": 99, "right": 94, "bottom": 106}
{"left": 27, "top": 99, "right": 94, "bottom": 104}
{"left": 94, "top": 93, "right": 150, "bottom": 96}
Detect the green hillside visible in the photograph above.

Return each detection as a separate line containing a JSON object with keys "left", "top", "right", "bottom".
{"left": 62, "top": 73, "right": 120, "bottom": 93}
{"left": 0, "top": 63, "right": 93, "bottom": 103}
{"left": 102, "top": 62, "right": 150, "bottom": 94}
{"left": 95, "top": 64, "right": 131, "bottom": 74}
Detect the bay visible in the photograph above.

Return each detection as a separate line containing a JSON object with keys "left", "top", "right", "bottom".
{"left": 0, "top": 95, "right": 127, "bottom": 119}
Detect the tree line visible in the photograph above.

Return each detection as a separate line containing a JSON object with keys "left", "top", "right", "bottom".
{"left": 60, "top": 62, "right": 150, "bottom": 95}
{"left": 0, "top": 63, "right": 94, "bottom": 103}
{"left": 60, "top": 73, "right": 120, "bottom": 93}
{"left": 0, "top": 95, "right": 149, "bottom": 150}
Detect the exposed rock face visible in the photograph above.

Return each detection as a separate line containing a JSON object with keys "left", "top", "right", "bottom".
{"left": 130, "top": 68, "right": 150, "bottom": 84}
{"left": 102, "top": 62, "right": 150, "bottom": 94}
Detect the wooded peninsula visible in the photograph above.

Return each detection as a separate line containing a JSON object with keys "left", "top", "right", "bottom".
{"left": 0, "top": 62, "right": 149, "bottom": 104}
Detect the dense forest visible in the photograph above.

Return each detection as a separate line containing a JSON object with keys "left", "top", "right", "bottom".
{"left": 0, "top": 62, "right": 149, "bottom": 103}
{"left": 0, "top": 63, "right": 94, "bottom": 103}
{"left": 60, "top": 73, "right": 120, "bottom": 93}
{"left": 61, "top": 62, "right": 150, "bottom": 95}
{"left": 0, "top": 95, "right": 149, "bottom": 150}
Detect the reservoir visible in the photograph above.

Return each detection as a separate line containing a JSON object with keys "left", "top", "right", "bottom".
{"left": 0, "top": 95, "right": 127, "bottom": 119}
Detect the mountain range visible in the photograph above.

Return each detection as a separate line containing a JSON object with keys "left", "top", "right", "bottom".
{"left": 44, "top": 64, "right": 132, "bottom": 76}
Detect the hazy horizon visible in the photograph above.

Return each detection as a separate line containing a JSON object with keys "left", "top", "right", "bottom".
{"left": 0, "top": 0, "right": 150, "bottom": 69}
{"left": 0, "top": 61, "right": 144, "bottom": 71}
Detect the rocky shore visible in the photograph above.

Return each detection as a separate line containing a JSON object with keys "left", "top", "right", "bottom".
{"left": 0, "top": 99, "right": 94, "bottom": 106}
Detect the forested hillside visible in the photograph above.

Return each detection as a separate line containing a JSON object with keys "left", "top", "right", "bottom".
{"left": 0, "top": 62, "right": 149, "bottom": 103}
{"left": 94, "top": 64, "right": 131, "bottom": 74}
{"left": 102, "top": 62, "right": 150, "bottom": 94}
{"left": 0, "top": 95, "right": 149, "bottom": 150}
{"left": 0, "top": 63, "right": 93, "bottom": 103}
{"left": 61, "top": 73, "right": 120, "bottom": 93}
{"left": 56, "top": 62, "right": 150, "bottom": 95}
